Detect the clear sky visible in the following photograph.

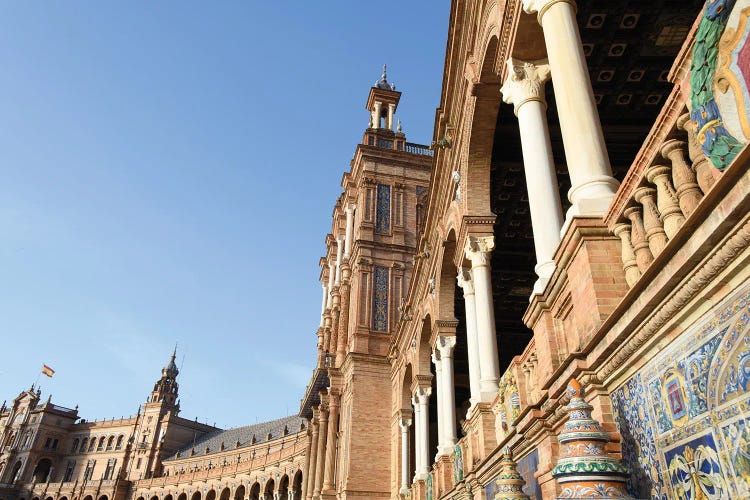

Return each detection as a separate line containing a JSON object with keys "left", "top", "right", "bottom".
{"left": 0, "top": 2, "right": 449, "bottom": 428}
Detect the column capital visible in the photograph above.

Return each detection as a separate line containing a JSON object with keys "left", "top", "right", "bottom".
{"left": 456, "top": 267, "right": 474, "bottom": 295}
{"left": 415, "top": 386, "right": 432, "bottom": 403}
{"left": 465, "top": 235, "right": 495, "bottom": 266}
{"left": 431, "top": 349, "right": 441, "bottom": 366}
{"left": 345, "top": 203, "right": 356, "bottom": 214}
{"left": 522, "top": 0, "right": 577, "bottom": 20}
{"left": 437, "top": 335, "right": 457, "bottom": 357}
{"left": 500, "top": 57, "right": 550, "bottom": 116}
{"left": 399, "top": 417, "right": 412, "bottom": 430}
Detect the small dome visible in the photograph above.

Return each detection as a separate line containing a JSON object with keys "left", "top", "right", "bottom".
{"left": 375, "top": 64, "right": 396, "bottom": 91}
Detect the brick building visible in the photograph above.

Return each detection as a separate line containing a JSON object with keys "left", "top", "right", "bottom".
{"left": 3, "top": 0, "right": 750, "bottom": 499}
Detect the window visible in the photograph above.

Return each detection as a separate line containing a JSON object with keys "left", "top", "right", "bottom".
{"left": 71, "top": 439, "right": 80, "bottom": 454}
{"left": 80, "top": 438, "right": 88, "bottom": 453}
{"left": 52, "top": 439, "right": 58, "bottom": 449}
{"left": 372, "top": 266, "right": 390, "bottom": 332}
{"left": 97, "top": 437, "right": 105, "bottom": 451}
{"left": 83, "top": 460, "right": 96, "bottom": 481}
{"left": 103, "top": 459, "right": 117, "bottom": 480}
{"left": 115, "top": 435, "right": 124, "bottom": 451}
{"left": 88, "top": 438, "right": 96, "bottom": 452}
{"left": 375, "top": 184, "right": 391, "bottom": 233}
{"left": 44, "top": 438, "right": 52, "bottom": 449}
{"left": 106, "top": 436, "right": 114, "bottom": 451}
{"left": 63, "top": 461, "right": 75, "bottom": 482}
{"left": 136, "top": 458, "right": 142, "bottom": 470}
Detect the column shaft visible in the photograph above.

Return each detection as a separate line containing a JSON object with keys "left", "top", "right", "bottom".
{"left": 313, "top": 408, "right": 328, "bottom": 497}
{"left": 322, "top": 394, "right": 340, "bottom": 491}
{"left": 305, "top": 420, "right": 320, "bottom": 500}
{"left": 516, "top": 98, "right": 563, "bottom": 291}
{"left": 466, "top": 237, "right": 500, "bottom": 401}
{"left": 411, "top": 397, "right": 422, "bottom": 482}
{"left": 344, "top": 206, "right": 355, "bottom": 258}
{"left": 457, "top": 269, "right": 481, "bottom": 412}
{"left": 399, "top": 419, "right": 411, "bottom": 494}
{"left": 432, "top": 351, "right": 445, "bottom": 459}
{"left": 335, "top": 239, "right": 343, "bottom": 284}
{"left": 335, "top": 278, "right": 351, "bottom": 366}
{"left": 527, "top": 0, "right": 618, "bottom": 219}
{"left": 438, "top": 337, "right": 457, "bottom": 452}
{"left": 416, "top": 389, "right": 431, "bottom": 478}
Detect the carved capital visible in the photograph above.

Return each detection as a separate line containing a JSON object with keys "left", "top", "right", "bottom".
{"left": 465, "top": 235, "right": 495, "bottom": 266}
{"left": 456, "top": 267, "right": 474, "bottom": 294}
{"left": 522, "top": 0, "right": 577, "bottom": 21}
{"left": 500, "top": 57, "right": 550, "bottom": 115}
{"left": 415, "top": 386, "right": 432, "bottom": 403}
{"left": 437, "top": 335, "right": 457, "bottom": 357}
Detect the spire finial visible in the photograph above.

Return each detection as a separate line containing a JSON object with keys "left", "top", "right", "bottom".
{"left": 397, "top": 119, "right": 403, "bottom": 133}
{"left": 382, "top": 64, "right": 387, "bottom": 82}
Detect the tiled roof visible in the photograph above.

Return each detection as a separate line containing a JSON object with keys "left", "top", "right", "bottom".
{"left": 166, "top": 415, "right": 305, "bottom": 461}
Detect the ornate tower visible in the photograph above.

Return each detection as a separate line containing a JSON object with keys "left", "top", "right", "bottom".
{"left": 150, "top": 349, "right": 180, "bottom": 411}
{"left": 300, "top": 67, "right": 434, "bottom": 499}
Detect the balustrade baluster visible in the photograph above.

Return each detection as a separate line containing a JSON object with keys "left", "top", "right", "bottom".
{"left": 633, "top": 187, "right": 668, "bottom": 256}
{"left": 623, "top": 206, "right": 653, "bottom": 271}
{"left": 646, "top": 165, "right": 686, "bottom": 239}
{"left": 661, "top": 140, "right": 703, "bottom": 217}
{"left": 677, "top": 113, "right": 721, "bottom": 194}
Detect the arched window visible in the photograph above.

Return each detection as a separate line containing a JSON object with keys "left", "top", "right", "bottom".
{"left": 115, "top": 435, "right": 124, "bottom": 450}
{"left": 88, "top": 438, "right": 96, "bottom": 452}
{"left": 71, "top": 438, "right": 80, "bottom": 453}
{"left": 106, "top": 436, "right": 114, "bottom": 451}
{"left": 97, "top": 437, "right": 105, "bottom": 451}
{"left": 80, "top": 438, "right": 88, "bottom": 453}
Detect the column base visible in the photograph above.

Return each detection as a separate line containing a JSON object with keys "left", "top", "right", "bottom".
{"left": 398, "top": 487, "right": 411, "bottom": 497}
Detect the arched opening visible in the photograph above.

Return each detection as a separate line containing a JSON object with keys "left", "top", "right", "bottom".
{"left": 177, "top": 493, "right": 187, "bottom": 500}
{"left": 71, "top": 439, "right": 80, "bottom": 453}
{"left": 115, "top": 435, "right": 124, "bottom": 450}
{"left": 205, "top": 490, "right": 216, "bottom": 500}
{"left": 150, "top": 495, "right": 158, "bottom": 500}
{"left": 416, "top": 316, "right": 439, "bottom": 470}
{"left": 400, "top": 364, "right": 416, "bottom": 484}
{"left": 32, "top": 459, "right": 52, "bottom": 483}
{"left": 232, "top": 486, "right": 244, "bottom": 500}
{"left": 137, "top": 496, "right": 145, "bottom": 500}
{"left": 292, "top": 471, "right": 303, "bottom": 500}
{"left": 82, "top": 496, "right": 93, "bottom": 500}
{"left": 10, "top": 461, "right": 23, "bottom": 483}
{"left": 164, "top": 495, "right": 173, "bottom": 500}
{"left": 248, "top": 483, "right": 260, "bottom": 500}
{"left": 60, "top": 497, "right": 68, "bottom": 500}
{"left": 87, "top": 439, "right": 96, "bottom": 452}
{"left": 98, "top": 496, "right": 108, "bottom": 500}
{"left": 97, "top": 437, "right": 105, "bottom": 451}
{"left": 190, "top": 492, "right": 201, "bottom": 500}
{"left": 278, "top": 476, "right": 289, "bottom": 500}
{"left": 262, "top": 480, "right": 274, "bottom": 500}
{"left": 106, "top": 436, "right": 114, "bottom": 451}
{"left": 219, "top": 488, "right": 230, "bottom": 500}
{"left": 45, "top": 496, "right": 53, "bottom": 500}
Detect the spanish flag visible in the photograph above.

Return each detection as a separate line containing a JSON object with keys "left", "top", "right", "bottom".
{"left": 41, "top": 364, "right": 55, "bottom": 378}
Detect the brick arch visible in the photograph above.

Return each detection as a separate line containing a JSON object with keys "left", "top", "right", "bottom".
{"left": 437, "top": 229, "right": 459, "bottom": 322}
{"left": 414, "top": 314, "right": 434, "bottom": 379}
{"left": 399, "top": 364, "right": 414, "bottom": 411}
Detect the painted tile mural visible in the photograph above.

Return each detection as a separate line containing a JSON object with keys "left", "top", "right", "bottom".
{"left": 484, "top": 449, "right": 540, "bottom": 499}
{"left": 375, "top": 184, "right": 391, "bottom": 233}
{"left": 611, "top": 283, "right": 750, "bottom": 499}
{"left": 372, "top": 265, "right": 389, "bottom": 332}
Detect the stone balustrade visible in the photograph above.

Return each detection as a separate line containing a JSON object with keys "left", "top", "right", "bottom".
{"left": 612, "top": 109, "right": 721, "bottom": 288}
{"left": 492, "top": 341, "right": 536, "bottom": 448}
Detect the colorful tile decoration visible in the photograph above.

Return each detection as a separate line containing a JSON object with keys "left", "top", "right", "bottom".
{"left": 372, "top": 265, "right": 389, "bottom": 332}
{"left": 485, "top": 449, "right": 540, "bottom": 499}
{"left": 375, "top": 184, "right": 391, "bottom": 233}
{"left": 611, "top": 283, "right": 750, "bottom": 499}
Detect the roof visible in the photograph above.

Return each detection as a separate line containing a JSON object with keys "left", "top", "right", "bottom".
{"left": 165, "top": 415, "right": 305, "bottom": 461}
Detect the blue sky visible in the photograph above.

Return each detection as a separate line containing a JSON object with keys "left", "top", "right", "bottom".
{"left": 0, "top": 2, "right": 449, "bottom": 428}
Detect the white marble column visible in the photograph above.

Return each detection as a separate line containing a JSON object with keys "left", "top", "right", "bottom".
{"left": 411, "top": 395, "right": 422, "bottom": 483}
{"left": 464, "top": 236, "right": 500, "bottom": 402}
{"left": 500, "top": 57, "right": 564, "bottom": 296}
{"left": 399, "top": 417, "right": 412, "bottom": 495}
{"left": 327, "top": 261, "right": 335, "bottom": 303}
{"left": 344, "top": 205, "right": 355, "bottom": 258}
{"left": 437, "top": 336, "right": 457, "bottom": 454}
{"left": 374, "top": 102, "right": 382, "bottom": 129}
{"left": 414, "top": 387, "right": 431, "bottom": 479}
{"left": 319, "top": 282, "right": 328, "bottom": 327}
{"left": 523, "top": 0, "right": 619, "bottom": 222}
{"left": 456, "top": 268, "right": 481, "bottom": 413}
{"left": 431, "top": 350, "right": 445, "bottom": 460}
{"left": 387, "top": 103, "right": 396, "bottom": 131}
{"left": 335, "top": 238, "right": 344, "bottom": 285}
